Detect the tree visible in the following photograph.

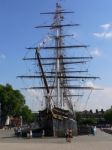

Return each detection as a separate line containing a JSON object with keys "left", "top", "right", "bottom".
{"left": 104, "top": 108, "right": 112, "bottom": 124}
{"left": 75, "top": 112, "right": 81, "bottom": 123}
{"left": 79, "top": 118, "right": 97, "bottom": 125}
{"left": 21, "top": 105, "right": 33, "bottom": 123}
{"left": 75, "top": 111, "right": 97, "bottom": 125}
{"left": 0, "top": 83, "right": 32, "bottom": 124}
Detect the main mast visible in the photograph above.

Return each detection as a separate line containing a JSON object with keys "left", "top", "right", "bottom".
{"left": 18, "top": 2, "right": 100, "bottom": 113}
{"left": 55, "top": 3, "right": 63, "bottom": 108}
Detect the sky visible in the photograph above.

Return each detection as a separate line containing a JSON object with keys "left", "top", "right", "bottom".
{"left": 0, "top": 0, "right": 112, "bottom": 112}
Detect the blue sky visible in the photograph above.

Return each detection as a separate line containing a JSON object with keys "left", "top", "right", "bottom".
{"left": 0, "top": 0, "right": 112, "bottom": 111}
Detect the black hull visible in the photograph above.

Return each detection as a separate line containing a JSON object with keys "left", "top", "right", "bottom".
{"left": 39, "top": 107, "right": 77, "bottom": 137}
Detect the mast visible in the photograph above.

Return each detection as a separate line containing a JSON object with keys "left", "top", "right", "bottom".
{"left": 35, "top": 49, "right": 51, "bottom": 109}
{"left": 55, "top": 3, "right": 63, "bottom": 107}
{"left": 18, "top": 2, "right": 100, "bottom": 113}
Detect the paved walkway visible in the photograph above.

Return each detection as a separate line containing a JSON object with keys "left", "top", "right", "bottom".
{"left": 0, "top": 128, "right": 112, "bottom": 150}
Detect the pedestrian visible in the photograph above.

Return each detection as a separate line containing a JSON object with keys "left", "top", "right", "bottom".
{"left": 65, "top": 129, "right": 73, "bottom": 142}
{"left": 29, "top": 129, "right": 32, "bottom": 138}
{"left": 91, "top": 126, "right": 94, "bottom": 135}
{"left": 17, "top": 127, "right": 21, "bottom": 137}
{"left": 65, "top": 129, "right": 69, "bottom": 142}
{"left": 68, "top": 129, "right": 72, "bottom": 142}
{"left": 93, "top": 126, "right": 96, "bottom": 135}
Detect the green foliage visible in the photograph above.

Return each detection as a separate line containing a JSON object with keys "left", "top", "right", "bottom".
{"left": 0, "top": 83, "right": 32, "bottom": 124}
{"left": 104, "top": 108, "right": 112, "bottom": 124}
{"left": 75, "top": 112, "right": 81, "bottom": 122}
{"left": 21, "top": 105, "right": 33, "bottom": 123}
{"left": 76, "top": 112, "right": 97, "bottom": 125}
{"left": 79, "top": 118, "right": 97, "bottom": 125}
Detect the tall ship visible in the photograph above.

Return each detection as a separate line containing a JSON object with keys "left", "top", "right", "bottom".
{"left": 18, "top": 2, "right": 99, "bottom": 137}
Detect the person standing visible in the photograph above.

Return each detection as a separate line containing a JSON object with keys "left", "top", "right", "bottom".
{"left": 65, "top": 129, "right": 73, "bottom": 142}
{"left": 65, "top": 129, "right": 69, "bottom": 142}
{"left": 93, "top": 126, "right": 96, "bottom": 135}
{"left": 68, "top": 129, "right": 72, "bottom": 142}
{"left": 29, "top": 129, "right": 32, "bottom": 138}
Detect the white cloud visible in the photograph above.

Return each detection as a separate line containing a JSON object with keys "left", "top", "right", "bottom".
{"left": 90, "top": 48, "right": 101, "bottom": 57}
{"left": 94, "top": 32, "right": 105, "bottom": 38}
{"left": 74, "top": 83, "right": 112, "bottom": 111}
{"left": 104, "top": 32, "right": 112, "bottom": 38}
{"left": 84, "top": 81, "right": 101, "bottom": 89}
{"left": 94, "top": 32, "right": 112, "bottom": 39}
{"left": 24, "top": 86, "right": 112, "bottom": 112}
{"left": 84, "top": 86, "right": 112, "bottom": 111}
{"left": 24, "top": 89, "right": 45, "bottom": 111}
{"left": 93, "top": 23, "right": 112, "bottom": 39}
{"left": 100, "top": 23, "right": 112, "bottom": 30}
{"left": 27, "top": 89, "right": 38, "bottom": 97}
{"left": 85, "top": 81, "right": 95, "bottom": 87}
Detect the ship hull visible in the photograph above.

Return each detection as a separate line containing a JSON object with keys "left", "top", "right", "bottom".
{"left": 39, "top": 107, "right": 77, "bottom": 137}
